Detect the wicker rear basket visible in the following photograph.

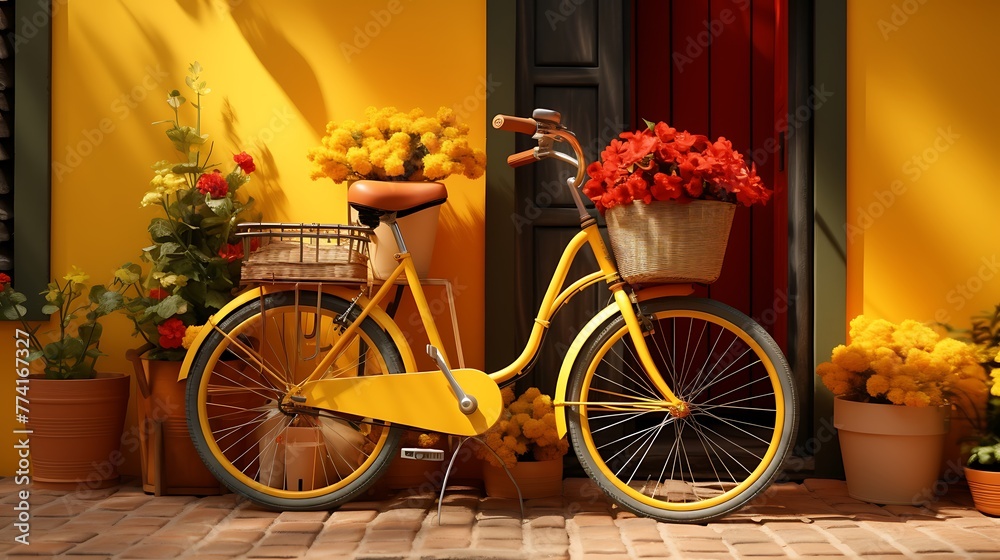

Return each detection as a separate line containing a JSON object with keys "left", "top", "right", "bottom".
{"left": 605, "top": 200, "right": 736, "bottom": 286}
{"left": 236, "top": 223, "right": 371, "bottom": 284}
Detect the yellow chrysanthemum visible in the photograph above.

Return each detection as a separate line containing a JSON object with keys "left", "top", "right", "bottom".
{"left": 63, "top": 266, "right": 89, "bottom": 285}
{"left": 182, "top": 325, "right": 203, "bottom": 349}
{"left": 141, "top": 191, "right": 164, "bottom": 207}
{"left": 831, "top": 344, "right": 869, "bottom": 373}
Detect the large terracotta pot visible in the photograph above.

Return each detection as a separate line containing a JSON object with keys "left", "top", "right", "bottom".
{"left": 965, "top": 467, "right": 1000, "bottom": 516}
{"left": 134, "top": 356, "right": 224, "bottom": 496}
{"left": 834, "top": 397, "right": 949, "bottom": 504}
{"left": 482, "top": 459, "right": 563, "bottom": 499}
{"left": 27, "top": 373, "right": 130, "bottom": 490}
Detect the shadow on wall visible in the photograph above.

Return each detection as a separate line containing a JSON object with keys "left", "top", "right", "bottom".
{"left": 220, "top": 97, "right": 289, "bottom": 217}
{"left": 229, "top": 0, "right": 328, "bottom": 139}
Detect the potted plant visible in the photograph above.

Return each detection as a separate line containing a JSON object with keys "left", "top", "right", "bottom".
{"left": 307, "top": 106, "right": 485, "bottom": 279}
{"left": 816, "top": 315, "right": 988, "bottom": 504}
{"left": 119, "top": 61, "right": 259, "bottom": 496}
{"left": 0, "top": 269, "right": 131, "bottom": 489}
{"left": 475, "top": 387, "right": 569, "bottom": 499}
{"left": 966, "top": 437, "right": 1000, "bottom": 515}
{"left": 584, "top": 121, "right": 771, "bottom": 285}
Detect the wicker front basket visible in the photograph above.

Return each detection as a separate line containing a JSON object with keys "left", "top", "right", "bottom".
{"left": 605, "top": 199, "right": 736, "bottom": 286}
{"left": 236, "top": 223, "right": 371, "bottom": 284}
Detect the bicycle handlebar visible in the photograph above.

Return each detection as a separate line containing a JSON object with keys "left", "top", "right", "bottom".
{"left": 492, "top": 114, "right": 538, "bottom": 135}
{"left": 506, "top": 148, "right": 538, "bottom": 168}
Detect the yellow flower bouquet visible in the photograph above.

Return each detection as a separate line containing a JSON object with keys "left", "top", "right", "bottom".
{"left": 476, "top": 387, "right": 569, "bottom": 468}
{"left": 817, "top": 315, "right": 988, "bottom": 406}
{"left": 307, "top": 106, "right": 486, "bottom": 184}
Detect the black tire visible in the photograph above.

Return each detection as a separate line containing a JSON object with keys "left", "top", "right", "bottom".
{"left": 185, "top": 290, "right": 405, "bottom": 510}
{"left": 567, "top": 296, "right": 797, "bottom": 522}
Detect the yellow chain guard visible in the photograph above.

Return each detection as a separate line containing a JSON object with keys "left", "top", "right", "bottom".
{"left": 299, "top": 369, "right": 502, "bottom": 436}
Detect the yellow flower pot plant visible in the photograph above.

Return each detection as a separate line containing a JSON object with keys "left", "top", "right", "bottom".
{"left": 119, "top": 62, "right": 259, "bottom": 496}
{"left": 307, "top": 106, "right": 485, "bottom": 279}
{"left": 0, "top": 269, "right": 131, "bottom": 489}
{"left": 817, "top": 315, "right": 988, "bottom": 504}
{"left": 475, "top": 387, "right": 569, "bottom": 499}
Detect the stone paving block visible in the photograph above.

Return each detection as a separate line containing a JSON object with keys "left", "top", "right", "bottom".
{"left": 65, "top": 533, "right": 143, "bottom": 555}
{"left": 771, "top": 528, "right": 828, "bottom": 544}
{"left": 789, "top": 542, "right": 844, "bottom": 556}
{"left": 234, "top": 507, "right": 279, "bottom": 518}
{"left": 365, "top": 528, "right": 419, "bottom": 542}
{"left": 895, "top": 537, "right": 956, "bottom": 554}
{"left": 119, "top": 544, "right": 188, "bottom": 558}
{"left": 477, "top": 516, "right": 523, "bottom": 527}
{"left": 304, "top": 540, "right": 358, "bottom": 556}
{"left": 22, "top": 516, "right": 68, "bottom": 531}
{"left": 732, "top": 541, "right": 788, "bottom": 556}
{"left": 477, "top": 524, "right": 522, "bottom": 540}
{"left": 534, "top": 543, "right": 569, "bottom": 557}
{"left": 261, "top": 531, "right": 317, "bottom": 547}
{"left": 35, "top": 529, "right": 98, "bottom": 543}
{"left": 270, "top": 521, "right": 325, "bottom": 533}
{"left": 313, "top": 522, "right": 367, "bottom": 542}
{"left": 579, "top": 537, "right": 627, "bottom": 554}
{"left": 434, "top": 509, "right": 476, "bottom": 525}
{"left": 418, "top": 537, "right": 472, "bottom": 549}
{"left": 328, "top": 509, "right": 379, "bottom": 524}
{"left": 719, "top": 529, "right": 773, "bottom": 544}
{"left": 220, "top": 517, "right": 273, "bottom": 531}
{"left": 196, "top": 541, "right": 255, "bottom": 556}
{"left": 674, "top": 538, "right": 730, "bottom": 553}
{"left": 581, "top": 554, "right": 629, "bottom": 560}
{"left": 33, "top": 499, "right": 93, "bottom": 517}
{"left": 632, "top": 541, "right": 672, "bottom": 557}
{"left": 275, "top": 510, "right": 329, "bottom": 522}
{"left": 476, "top": 538, "right": 523, "bottom": 550}
{"left": 247, "top": 544, "right": 311, "bottom": 557}
{"left": 132, "top": 502, "right": 191, "bottom": 517}
{"left": 5, "top": 542, "right": 74, "bottom": 555}
{"left": 191, "top": 494, "right": 241, "bottom": 509}
{"left": 839, "top": 539, "right": 905, "bottom": 556}
{"left": 152, "top": 522, "right": 215, "bottom": 539}
{"left": 97, "top": 495, "right": 155, "bottom": 511}
{"left": 115, "top": 516, "right": 171, "bottom": 528}
{"left": 619, "top": 523, "right": 663, "bottom": 542}
{"left": 212, "top": 529, "right": 266, "bottom": 541}
{"left": 570, "top": 513, "right": 616, "bottom": 527}
{"left": 532, "top": 527, "right": 570, "bottom": 546}
{"left": 178, "top": 507, "right": 232, "bottom": 525}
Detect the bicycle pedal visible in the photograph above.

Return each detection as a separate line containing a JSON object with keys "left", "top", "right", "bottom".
{"left": 400, "top": 448, "right": 445, "bottom": 461}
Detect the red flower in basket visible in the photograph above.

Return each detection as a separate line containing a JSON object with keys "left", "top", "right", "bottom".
{"left": 583, "top": 120, "right": 771, "bottom": 213}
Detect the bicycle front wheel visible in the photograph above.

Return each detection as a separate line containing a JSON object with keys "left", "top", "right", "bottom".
{"left": 567, "top": 297, "right": 797, "bottom": 522}
{"left": 185, "top": 290, "right": 405, "bottom": 510}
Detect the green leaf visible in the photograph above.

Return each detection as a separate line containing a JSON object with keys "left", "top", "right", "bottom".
{"left": 78, "top": 322, "right": 103, "bottom": 346}
{"left": 88, "top": 284, "right": 108, "bottom": 305}
{"left": 26, "top": 350, "right": 43, "bottom": 362}
{"left": 146, "top": 294, "right": 189, "bottom": 319}
{"left": 159, "top": 242, "right": 182, "bottom": 256}
{"left": 166, "top": 126, "right": 209, "bottom": 153}
{"left": 41, "top": 304, "right": 59, "bottom": 316}
{"left": 643, "top": 118, "right": 656, "bottom": 132}
{"left": 172, "top": 162, "right": 201, "bottom": 175}
{"left": 149, "top": 218, "right": 175, "bottom": 242}
{"left": 167, "top": 90, "right": 186, "bottom": 108}
{"left": 3, "top": 306, "right": 21, "bottom": 320}
{"left": 43, "top": 341, "right": 64, "bottom": 361}
{"left": 206, "top": 197, "right": 234, "bottom": 216}
{"left": 94, "top": 291, "right": 124, "bottom": 316}
{"left": 204, "top": 289, "right": 231, "bottom": 310}
{"left": 200, "top": 216, "right": 228, "bottom": 229}
{"left": 9, "top": 292, "right": 27, "bottom": 304}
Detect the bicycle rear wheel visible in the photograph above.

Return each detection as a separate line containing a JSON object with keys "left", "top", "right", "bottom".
{"left": 567, "top": 297, "right": 797, "bottom": 522}
{"left": 185, "top": 290, "right": 405, "bottom": 510}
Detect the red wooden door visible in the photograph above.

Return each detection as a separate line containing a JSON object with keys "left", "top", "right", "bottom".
{"left": 632, "top": 0, "right": 789, "bottom": 349}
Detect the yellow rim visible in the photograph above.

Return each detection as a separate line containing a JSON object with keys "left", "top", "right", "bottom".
{"left": 194, "top": 303, "right": 393, "bottom": 499}
{"left": 579, "top": 309, "right": 785, "bottom": 511}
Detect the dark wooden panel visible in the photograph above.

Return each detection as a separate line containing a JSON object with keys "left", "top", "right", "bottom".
{"left": 533, "top": 85, "right": 598, "bottom": 206}
{"left": 534, "top": 0, "right": 599, "bottom": 67}
{"left": 633, "top": 0, "right": 671, "bottom": 126}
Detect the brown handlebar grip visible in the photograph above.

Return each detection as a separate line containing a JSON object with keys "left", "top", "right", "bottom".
{"left": 506, "top": 149, "right": 538, "bottom": 168}
{"left": 492, "top": 114, "right": 538, "bottom": 135}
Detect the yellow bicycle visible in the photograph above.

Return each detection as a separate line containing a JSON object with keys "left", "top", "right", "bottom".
{"left": 181, "top": 109, "right": 797, "bottom": 523}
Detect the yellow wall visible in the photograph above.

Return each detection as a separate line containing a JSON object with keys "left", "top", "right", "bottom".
{"left": 847, "top": 0, "right": 1000, "bottom": 328}
{"left": 0, "top": 0, "right": 486, "bottom": 476}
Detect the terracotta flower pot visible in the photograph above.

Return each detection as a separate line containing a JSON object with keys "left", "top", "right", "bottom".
{"left": 27, "top": 373, "right": 130, "bottom": 491}
{"left": 135, "top": 358, "right": 224, "bottom": 496}
{"left": 834, "top": 397, "right": 949, "bottom": 504}
{"left": 965, "top": 467, "right": 1000, "bottom": 516}
{"left": 482, "top": 459, "right": 563, "bottom": 499}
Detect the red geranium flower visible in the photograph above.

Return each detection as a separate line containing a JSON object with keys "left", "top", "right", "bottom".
{"left": 218, "top": 242, "right": 244, "bottom": 263}
{"left": 149, "top": 288, "right": 169, "bottom": 300}
{"left": 196, "top": 170, "right": 229, "bottom": 198}
{"left": 157, "top": 317, "right": 186, "bottom": 349}
{"left": 0, "top": 273, "right": 10, "bottom": 291}
{"left": 582, "top": 120, "right": 772, "bottom": 213}
{"left": 234, "top": 151, "right": 255, "bottom": 174}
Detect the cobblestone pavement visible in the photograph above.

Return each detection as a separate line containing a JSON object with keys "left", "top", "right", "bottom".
{"left": 0, "top": 477, "right": 999, "bottom": 559}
